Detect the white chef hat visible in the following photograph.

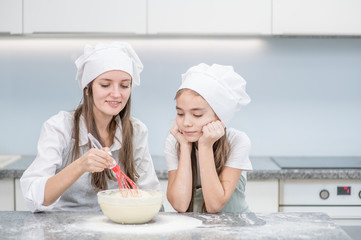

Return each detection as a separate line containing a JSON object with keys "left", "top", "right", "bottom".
{"left": 179, "top": 63, "right": 251, "bottom": 126}
{"left": 75, "top": 42, "right": 143, "bottom": 90}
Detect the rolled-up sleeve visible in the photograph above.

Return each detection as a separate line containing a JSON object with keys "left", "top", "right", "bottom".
{"left": 225, "top": 129, "right": 253, "bottom": 171}
{"left": 20, "top": 112, "right": 71, "bottom": 212}
{"left": 164, "top": 134, "right": 179, "bottom": 171}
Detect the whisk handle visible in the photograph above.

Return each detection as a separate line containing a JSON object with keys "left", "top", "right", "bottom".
{"left": 111, "top": 164, "right": 120, "bottom": 173}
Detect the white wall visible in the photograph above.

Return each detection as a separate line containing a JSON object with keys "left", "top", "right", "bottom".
{"left": 0, "top": 37, "right": 360, "bottom": 156}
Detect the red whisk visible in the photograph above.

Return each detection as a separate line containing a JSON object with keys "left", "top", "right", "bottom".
{"left": 88, "top": 133, "right": 140, "bottom": 197}
{"left": 109, "top": 159, "right": 140, "bottom": 197}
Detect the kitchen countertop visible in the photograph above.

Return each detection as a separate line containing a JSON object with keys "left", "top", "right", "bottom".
{"left": 0, "top": 211, "right": 351, "bottom": 240}
{"left": 1, "top": 155, "right": 360, "bottom": 180}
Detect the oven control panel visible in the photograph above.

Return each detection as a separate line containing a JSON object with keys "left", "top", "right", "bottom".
{"left": 280, "top": 180, "right": 361, "bottom": 205}
{"left": 319, "top": 186, "right": 356, "bottom": 200}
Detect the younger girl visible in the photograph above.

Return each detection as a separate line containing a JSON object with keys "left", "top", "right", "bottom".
{"left": 165, "top": 63, "right": 252, "bottom": 213}
{"left": 21, "top": 42, "right": 161, "bottom": 212}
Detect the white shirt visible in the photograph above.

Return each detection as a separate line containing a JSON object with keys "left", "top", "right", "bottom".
{"left": 20, "top": 111, "right": 161, "bottom": 212}
{"left": 164, "top": 128, "right": 252, "bottom": 185}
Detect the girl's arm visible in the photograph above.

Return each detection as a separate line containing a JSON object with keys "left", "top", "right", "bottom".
{"left": 166, "top": 123, "right": 193, "bottom": 212}
{"left": 43, "top": 148, "right": 111, "bottom": 206}
{"left": 198, "top": 121, "right": 242, "bottom": 213}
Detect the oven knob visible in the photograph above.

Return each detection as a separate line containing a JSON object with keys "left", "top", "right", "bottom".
{"left": 319, "top": 189, "right": 329, "bottom": 200}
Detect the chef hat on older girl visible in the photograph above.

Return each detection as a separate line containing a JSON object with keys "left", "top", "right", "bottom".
{"left": 75, "top": 42, "right": 143, "bottom": 90}
{"left": 179, "top": 63, "right": 251, "bottom": 126}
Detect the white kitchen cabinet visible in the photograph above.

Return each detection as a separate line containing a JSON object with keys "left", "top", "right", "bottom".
{"left": 245, "top": 180, "right": 279, "bottom": 212}
{"left": 273, "top": 0, "right": 361, "bottom": 35}
{"left": 159, "top": 179, "right": 176, "bottom": 212}
{"left": 23, "top": 0, "right": 146, "bottom": 34}
{"left": 15, "top": 178, "right": 28, "bottom": 211}
{"left": 0, "top": 178, "right": 14, "bottom": 211}
{"left": 148, "top": 0, "right": 271, "bottom": 35}
{"left": 0, "top": 0, "right": 22, "bottom": 34}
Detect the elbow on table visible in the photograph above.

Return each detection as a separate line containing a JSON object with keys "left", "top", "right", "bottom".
{"left": 42, "top": 200, "right": 51, "bottom": 206}
{"left": 168, "top": 198, "right": 189, "bottom": 213}
{"left": 167, "top": 192, "right": 190, "bottom": 213}
{"left": 174, "top": 205, "right": 189, "bottom": 213}
{"left": 205, "top": 206, "right": 222, "bottom": 214}
{"left": 205, "top": 201, "right": 227, "bottom": 213}
{"left": 170, "top": 201, "right": 189, "bottom": 213}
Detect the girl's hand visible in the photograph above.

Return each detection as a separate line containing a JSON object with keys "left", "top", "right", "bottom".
{"left": 170, "top": 121, "right": 192, "bottom": 150}
{"left": 199, "top": 120, "right": 225, "bottom": 147}
{"left": 77, "top": 148, "right": 112, "bottom": 173}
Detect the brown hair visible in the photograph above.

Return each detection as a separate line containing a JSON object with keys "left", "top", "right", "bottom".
{"left": 175, "top": 89, "right": 231, "bottom": 212}
{"left": 71, "top": 81, "right": 138, "bottom": 192}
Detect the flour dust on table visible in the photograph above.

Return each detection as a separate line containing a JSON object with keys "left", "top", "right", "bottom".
{"left": 72, "top": 214, "right": 202, "bottom": 234}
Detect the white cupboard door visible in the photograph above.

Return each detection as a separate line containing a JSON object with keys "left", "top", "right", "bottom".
{"left": 15, "top": 178, "right": 28, "bottom": 211}
{"left": 0, "top": 0, "right": 22, "bottom": 34}
{"left": 159, "top": 179, "right": 176, "bottom": 212}
{"left": 0, "top": 178, "right": 15, "bottom": 211}
{"left": 245, "top": 180, "right": 279, "bottom": 212}
{"left": 148, "top": 0, "right": 271, "bottom": 35}
{"left": 273, "top": 0, "right": 361, "bottom": 35}
{"left": 24, "top": 0, "right": 146, "bottom": 34}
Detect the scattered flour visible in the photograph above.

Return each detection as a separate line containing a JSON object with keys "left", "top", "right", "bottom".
{"left": 72, "top": 214, "right": 202, "bottom": 234}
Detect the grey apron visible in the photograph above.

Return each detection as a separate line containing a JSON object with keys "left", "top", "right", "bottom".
{"left": 193, "top": 175, "right": 250, "bottom": 213}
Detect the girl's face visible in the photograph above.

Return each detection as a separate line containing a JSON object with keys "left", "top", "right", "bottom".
{"left": 91, "top": 70, "right": 131, "bottom": 119}
{"left": 175, "top": 90, "right": 218, "bottom": 142}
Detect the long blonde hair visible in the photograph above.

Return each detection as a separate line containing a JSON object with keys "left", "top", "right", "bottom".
{"left": 71, "top": 81, "right": 138, "bottom": 192}
{"left": 175, "top": 89, "right": 231, "bottom": 212}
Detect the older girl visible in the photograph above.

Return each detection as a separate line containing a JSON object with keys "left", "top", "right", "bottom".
{"left": 165, "top": 63, "right": 252, "bottom": 213}
{"left": 21, "top": 42, "right": 160, "bottom": 212}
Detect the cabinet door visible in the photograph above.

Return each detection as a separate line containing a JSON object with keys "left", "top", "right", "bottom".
{"left": 245, "top": 180, "right": 279, "bottom": 212}
{"left": 0, "top": 0, "right": 22, "bottom": 34}
{"left": 273, "top": 0, "right": 361, "bottom": 35}
{"left": 0, "top": 178, "right": 14, "bottom": 211}
{"left": 15, "top": 178, "right": 28, "bottom": 211}
{"left": 159, "top": 179, "right": 176, "bottom": 212}
{"left": 148, "top": 0, "right": 271, "bottom": 35}
{"left": 24, "top": 0, "right": 146, "bottom": 34}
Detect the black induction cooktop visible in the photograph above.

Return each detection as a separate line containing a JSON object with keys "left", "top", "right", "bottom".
{"left": 271, "top": 157, "right": 361, "bottom": 169}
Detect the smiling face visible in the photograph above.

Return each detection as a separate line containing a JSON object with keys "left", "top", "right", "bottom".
{"left": 175, "top": 89, "right": 219, "bottom": 142}
{"left": 90, "top": 70, "right": 132, "bottom": 121}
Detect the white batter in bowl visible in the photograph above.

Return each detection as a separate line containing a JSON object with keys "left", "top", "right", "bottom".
{"left": 97, "top": 189, "right": 163, "bottom": 224}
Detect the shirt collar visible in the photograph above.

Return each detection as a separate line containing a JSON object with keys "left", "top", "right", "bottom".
{"left": 79, "top": 114, "right": 122, "bottom": 151}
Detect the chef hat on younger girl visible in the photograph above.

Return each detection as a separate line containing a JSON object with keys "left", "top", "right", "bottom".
{"left": 75, "top": 42, "right": 143, "bottom": 90}
{"left": 179, "top": 63, "right": 251, "bottom": 126}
